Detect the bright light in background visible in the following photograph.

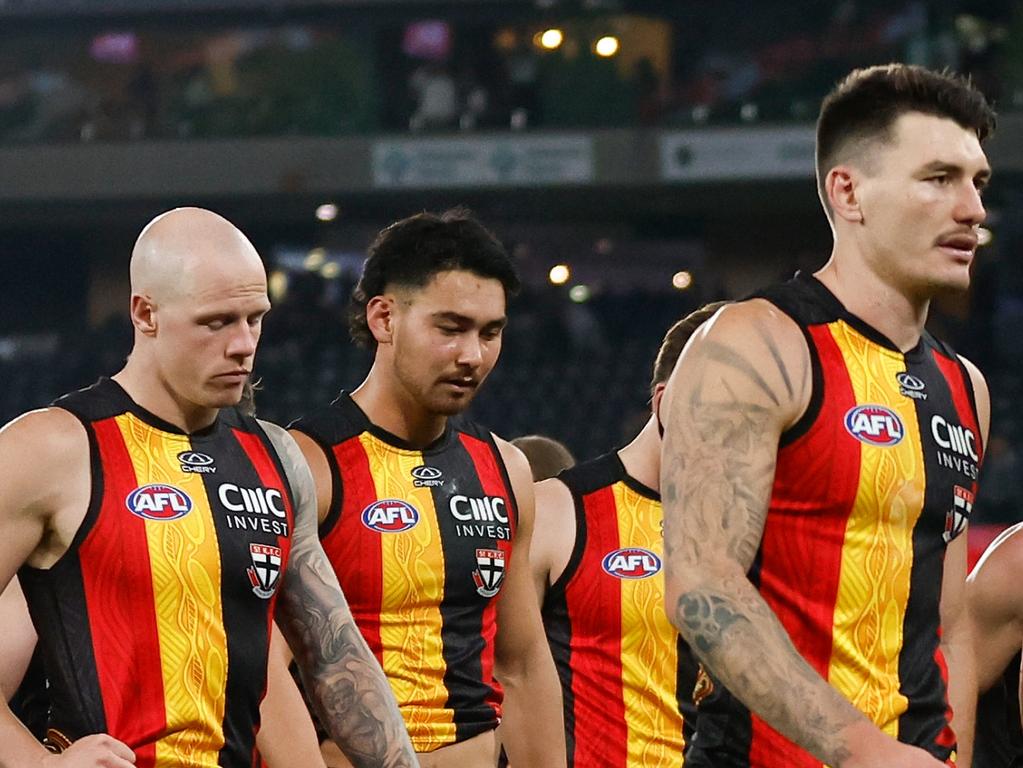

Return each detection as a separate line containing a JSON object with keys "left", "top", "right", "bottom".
{"left": 594, "top": 35, "right": 619, "bottom": 57}
{"left": 672, "top": 270, "right": 693, "bottom": 290}
{"left": 978, "top": 226, "right": 992, "bottom": 246}
{"left": 539, "top": 28, "right": 564, "bottom": 50}
{"left": 321, "top": 262, "right": 341, "bottom": 279}
{"left": 268, "top": 270, "right": 288, "bottom": 302}
{"left": 549, "top": 264, "right": 571, "bottom": 285}
{"left": 304, "top": 248, "right": 326, "bottom": 271}
{"left": 315, "top": 203, "right": 338, "bottom": 222}
{"left": 569, "top": 285, "right": 591, "bottom": 303}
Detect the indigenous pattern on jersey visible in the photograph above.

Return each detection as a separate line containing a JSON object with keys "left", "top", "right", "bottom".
{"left": 975, "top": 652, "right": 1023, "bottom": 768}
{"left": 290, "top": 393, "right": 517, "bottom": 752}
{"left": 542, "top": 452, "right": 687, "bottom": 767}
{"left": 684, "top": 274, "right": 984, "bottom": 767}
{"left": 19, "top": 378, "right": 296, "bottom": 768}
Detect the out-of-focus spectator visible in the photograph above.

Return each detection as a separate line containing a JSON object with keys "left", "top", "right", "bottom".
{"left": 409, "top": 61, "right": 457, "bottom": 131}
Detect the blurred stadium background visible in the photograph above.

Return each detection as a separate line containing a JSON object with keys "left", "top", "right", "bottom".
{"left": 0, "top": 0, "right": 1020, "bottom": 557}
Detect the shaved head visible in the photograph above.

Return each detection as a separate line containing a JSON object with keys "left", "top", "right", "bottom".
{"left": 130, "top": 207, "right": 264, "bottom": 303}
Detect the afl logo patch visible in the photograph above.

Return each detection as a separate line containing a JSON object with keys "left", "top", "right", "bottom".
{"left": 361, "top": 499, "right": 420, "bottom": 533}
{"left": 844, "top": 405, "right": 905, "bottom": 447}
{"left": 126, "top": 484, "right": 193, "bottom": 521}
{"left": 602, "top": 548, "right": 662, "bottom": 579}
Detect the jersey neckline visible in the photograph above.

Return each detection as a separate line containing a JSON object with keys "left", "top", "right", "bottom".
{"left": 332, "top": 391, "right": 456, "bottom": 454}
{"left": 795, "top": 272, "right": 929, "bottom": 362}
{"left": 99, "top": 377, "right": 225, "bottom": 438}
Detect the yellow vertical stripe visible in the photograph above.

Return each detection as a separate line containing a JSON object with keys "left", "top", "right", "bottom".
{"left": 117, "top": 414, "right": 227, "bottom": 766}
{"left": 613, "top": 483, "right": 685, "bottom": 766}
{"left": 360, "top": 434, "right": 455, "bottom": 748}
{"left": 825, "top": 322, "right": 924, "bottom": 735}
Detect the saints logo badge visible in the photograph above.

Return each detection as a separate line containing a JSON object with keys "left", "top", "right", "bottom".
{"left": 247, "top": 543, "right": 283, "bottom": 599}
{"left": 472, "top": 547, "right": 505, "bottom": 598}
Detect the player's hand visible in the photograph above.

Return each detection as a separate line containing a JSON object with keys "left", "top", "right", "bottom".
{"left": 39, "top": 734, "right": 136, "bottom": 767}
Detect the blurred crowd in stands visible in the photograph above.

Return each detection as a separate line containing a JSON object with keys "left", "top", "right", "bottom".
{"left": 0, "top": 0, "right": 1011, "bottom": 143}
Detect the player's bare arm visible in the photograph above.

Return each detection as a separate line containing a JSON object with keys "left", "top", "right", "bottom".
{"left": 969, "top": 523, "right": 1023, "bottom": 693}
{"left": 0, "top": 578, "right": 36, "bottom": 701}
{"left": 255, "top": 623, "right": 327, "bottom": 768}
{"left": 290, "top": 429, "right": 333, "bottom": 526}
{"left": 529, "top": 478, "right": 576, "bottom": 607}
{"left": 260, "top": 421, "right": 417, "bottom": 768}
{"left": 493, "top": 440, "right": 567, "bottom": 768}
{"left": 0, "top": 409, "right": 136, "bottom": 767}
{"left": 660, "top": 300, "right": 941, "bottom": 767}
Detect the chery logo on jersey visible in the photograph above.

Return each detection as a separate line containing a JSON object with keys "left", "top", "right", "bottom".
{"left": 177, "top": 451, "right": 216, "bottom": 474}
{"left": 410, "top": 465, "right": 444, "bottom": 488}
{"left": 602, "top": 548, "right": 662, "bottom": 579}
{"left": 844, "top": 405, "right": 905, "bottom": 447}
{"left": 362, "top": 499, "right": 420, "bottom": 533}
{"left": 895, "top": 372, "right": 928, "bottom": 401}
{"left": 126, "top": 484, "right": 193, "bottom": 521}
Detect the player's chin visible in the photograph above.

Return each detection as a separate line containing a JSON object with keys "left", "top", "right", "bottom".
{"left": 431, "top": 390, "right": 477, "bottom": 416}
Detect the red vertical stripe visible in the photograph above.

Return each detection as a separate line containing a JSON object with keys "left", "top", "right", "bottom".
{"left": 459, "top": 434, "right": 515, "bottom": 714}
{"left": 564, "top": 486, "right": 627, "bottom": 767}
{"left": 931, "top": 352, "right": 983, "bottom": 461}
{"left": 80, "top": 418, "right": 164, "bottom": 768}
{"left": 324, "top": 436, "right": 384, "bottom": 664}
{"left": 749, "top": 324, "right": 861, "bottom": 763}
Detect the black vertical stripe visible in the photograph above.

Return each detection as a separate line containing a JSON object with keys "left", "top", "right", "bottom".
{"left": 896, "top": 348, "right": 962, "bottom": 758}
{"left": 19, "top": 416, "right": 108, "bottom": 740}
{"left": 195, "top": 421, "right": 283, "bottom": 767}
{"left": 541, "top": 588, "right": 577, "bottom": 767}
{"left": 428, "top": 440, "right": 503, "bottom": 742}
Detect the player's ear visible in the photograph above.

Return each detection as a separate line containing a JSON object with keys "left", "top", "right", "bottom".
{"left": 130, "top": 294, "right": 158, "bottom": 336}
{"left": 825, "top": 165, "right": 864, "bottom": 224}
{"left": 366, "top": 295, "right": 396, "bottom": 345}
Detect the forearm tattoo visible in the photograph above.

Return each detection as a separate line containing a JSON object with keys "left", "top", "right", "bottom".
{"left": 661, "top": 325, "right": 864, "bottom": 765}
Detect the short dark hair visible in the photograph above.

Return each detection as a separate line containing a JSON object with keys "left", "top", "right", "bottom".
{"left": 816, "top": 63, "right": 995, "bottom": 206}
{"left": 511, "top": 435, "right": 576, "bottom": 482}
{"left": 650, "top": 301, "right": 729, "bottom": 395}
{"left": 349, "top": 208, "right": 521, "bottom": 346}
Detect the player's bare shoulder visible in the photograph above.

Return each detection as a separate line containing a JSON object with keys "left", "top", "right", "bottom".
{"left": 667, "top": 297, "right": 812, "bottom": 428}
{"left": 0, "top": 407, "right": 91, "bottom": 566}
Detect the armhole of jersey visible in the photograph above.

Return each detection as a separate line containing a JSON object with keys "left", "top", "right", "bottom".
{"left": 545, "top": 484, "right": 588, "bottom": 600}
{"left": 490, "top": 433, "right": 521, "bottom": 533}
{"left": 307, "top": 431, "right": 345, "bottom": 540}
{"left": 956, "top": 355, "right": 985, "bottom": 458}
{"left": 27, "top": 408, "right": 104, "bottom": 572}
{"left": 779, "top": 323, "right": 824, "bottom": 449}
{"left": 252, "top": 418, "right": 298, "bottom": 523}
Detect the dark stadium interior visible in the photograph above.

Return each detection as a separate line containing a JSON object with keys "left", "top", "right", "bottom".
{"left": 2, "top": 0, "right": 1023, "bottom": 527}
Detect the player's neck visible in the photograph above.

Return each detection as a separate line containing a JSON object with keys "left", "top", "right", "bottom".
{"left": 814, "top": 251, "right": 929, "bottom": 352}
{"left": 350, "top": 369, "right": 447, "bottom": 448}
{"left": 112, "top": 362, "right": 219, "bottom": 434}
{"left": 617, "top": 415, "right": 660, "bottom": 492}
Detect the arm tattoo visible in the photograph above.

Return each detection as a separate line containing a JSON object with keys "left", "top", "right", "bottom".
{"left": 661, "top": 326, "right": 863, "bottom": 765}
{"left": 260, "top": 421, "right": 417, "bottom": 768}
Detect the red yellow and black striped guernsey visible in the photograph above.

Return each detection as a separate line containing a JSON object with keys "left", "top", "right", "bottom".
{"left": 684, "top": 274, "right": 983, "bottom": 766}
{"left": 290, "top": 392, "right": 517, "bottom": 752}
{"left": 19, "top": 377, "right": 296, "bottom": 768}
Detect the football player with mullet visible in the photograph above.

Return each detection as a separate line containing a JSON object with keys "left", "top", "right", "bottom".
{"left": 530, "top": 302, "right": 724, "bottom": 768}
{"left": 0, "top": 208, "right": 416, "bottom": 768}
{"left": 288, "top": 209, "right": 566, "bottom": 768}
{"left": 660, "top": 65, "right": 992, "bottom": 766}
